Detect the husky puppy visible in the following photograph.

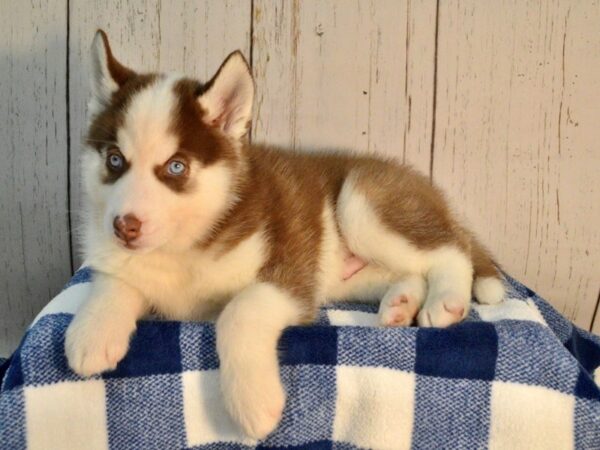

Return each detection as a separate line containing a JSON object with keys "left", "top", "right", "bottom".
{"left": 65, "top": 30, "right": 505, "bottom": 439}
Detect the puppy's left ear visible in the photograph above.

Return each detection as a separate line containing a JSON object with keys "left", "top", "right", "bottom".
{"left": 199, "top": 51, "right": 254, "bottom": 139}
{"left": 90, "top": 30, "right": 136, "bottom": 107}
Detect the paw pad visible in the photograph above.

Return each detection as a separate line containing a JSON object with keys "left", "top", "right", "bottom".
{"left": 380, "top": 295, "right": 416, "bottom": 327}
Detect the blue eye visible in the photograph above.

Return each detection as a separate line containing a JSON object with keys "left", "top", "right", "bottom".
{"left": 107, "top": 152, "right": 124, "bottom": 170}
{"left": 168, "top": 160, "right": 186, "bottom": 176}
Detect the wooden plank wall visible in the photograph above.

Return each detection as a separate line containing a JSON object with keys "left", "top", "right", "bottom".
{"left": 434, "top": 0, "right": 600, "bottom": 331}
{"left": 1, "top": 0, "right": 599, "bottom": 353}
{"left": 0, "top": 1, "right": 71, "bottom": 355}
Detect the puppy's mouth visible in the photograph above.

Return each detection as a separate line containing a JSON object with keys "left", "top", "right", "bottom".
{"left": 121, "top": 240, "right": 139, "bottom": 250}
{"left": 112, "top": 231, "right": 143, "bottom": 251}
{"left": 113, "top": 233, "right": 159, "bottom": 254}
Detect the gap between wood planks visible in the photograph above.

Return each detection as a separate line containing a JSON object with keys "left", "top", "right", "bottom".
{"left": 66, "top": 0, "right": 74, "bottom": 276}
{"left": 429, "top": 0, "right": 440, "bottom": 181}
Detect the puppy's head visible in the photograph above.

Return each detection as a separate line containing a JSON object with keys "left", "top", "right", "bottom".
{"left": 83, "top": 30, "right": 253, "bottom": 253}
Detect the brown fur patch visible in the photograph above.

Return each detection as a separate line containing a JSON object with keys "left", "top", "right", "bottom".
{"left": 97, "top": 30, "right": 135, "bottom": 86}
{"left": 350, "top": 158, "right": 471, "bottom": 251}
{"left": 170, "top": 79, "right": 238, "bottom": 166}
{"left": 346, "top": 158, "right": 501, "bottom": 278}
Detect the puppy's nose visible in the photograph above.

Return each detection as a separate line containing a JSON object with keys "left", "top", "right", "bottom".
{"left": 113, "top": 214, "right": 142, "bottom": 243}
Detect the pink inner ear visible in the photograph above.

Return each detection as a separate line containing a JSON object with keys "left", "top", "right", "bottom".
{"left": 203, "top": 76, "right": 249, "bottom": 135}
{"left": 209, "top": 100, "right": 227, "bottom": 128}
{"left": 209, "top": 91, "right": 241, "bottom": 132}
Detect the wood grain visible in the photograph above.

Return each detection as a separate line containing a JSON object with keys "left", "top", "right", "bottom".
{"left": 252, "top": 0, "right": 437, "bottom": 174}
{"left": 68, "top": 0, "right": 251, "bottom": 267}
{"left": 433, "top": 0, "right": 600, "bottom": 329}
{"left": 0, "top": 1, "right": 71, "bottom": 355}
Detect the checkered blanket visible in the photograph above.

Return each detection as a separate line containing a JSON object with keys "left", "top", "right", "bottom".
{"left": 1, "top": 268, "right": 600, "bottom": 449}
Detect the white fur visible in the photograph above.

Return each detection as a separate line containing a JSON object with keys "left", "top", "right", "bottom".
{"left": 216, "top": 283, "right": 303, "bottom": 439}
{"left": 317, "top": 201, "right": 347, "bottom": 300}
{"left": 474, "top": 276, "right": 505, "bottom": 304}
{"left": 418, "top": 247, "right": 473, "bottom": 327}
{"left": 118, "top": 74, "right": 180, "bottom": 161}
{"left": 199, "top": 52, "right": 253, "bottom": 139}
{"left": 65, "top": 273, "right": 147, "bottom": 376}
{"left": 102, "top": 230, "right": 266, "bottom": 321}
{"left": 319, "top": 201, "right": 397, "bottom": 303}
{"left": 337, "top": 174, "right": 431, "bottom": 274}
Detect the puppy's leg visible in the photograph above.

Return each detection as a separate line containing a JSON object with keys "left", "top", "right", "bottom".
{"left": 338, "top": 167, "right": 474, "bottom": 328}
{"left": 417, "top": 248, "right": 473, "bottom": 327}
{"left": 216, "top": 283, "right": 303, "bottom": 440}
{"left": 337, "top": 170, "right": 431, "bottom": 277}
{"left": 65, "top": 274, "right": 147, "bottom": 376}
{"left": 378, "top": 275, "right": 427, "bottom": 327}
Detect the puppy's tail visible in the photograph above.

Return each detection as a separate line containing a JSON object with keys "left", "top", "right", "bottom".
{"left": 470, "top": 236, "right": 505, "bottom": 305}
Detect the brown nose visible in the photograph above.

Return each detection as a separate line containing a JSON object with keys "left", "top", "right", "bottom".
{"left": 113, "top": 214, "right": 142, "bottom": 243}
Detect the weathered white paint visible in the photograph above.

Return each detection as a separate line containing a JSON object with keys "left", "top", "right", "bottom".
{"left": 0, "top": 1, "right": 71, "bottom": 355}
{"left": 252, "top": 0, "right": 437, "bottom": 175}
{"left": 1, "top": 1, "right": 599, "bottom": 353}
{"left": 433, "top": 0, "right": 600, "bottom": 330}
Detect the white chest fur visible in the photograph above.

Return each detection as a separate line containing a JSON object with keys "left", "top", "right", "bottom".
{"left": 89, "top": 231, "right": 267, "bottom": 320}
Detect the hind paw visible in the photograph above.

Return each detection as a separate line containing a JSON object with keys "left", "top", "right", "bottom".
{"left": 379, "top": 292, "right": 421, "bottom": 327}
{"left": 417, "top": 295, "right": 468, "bottom": 328}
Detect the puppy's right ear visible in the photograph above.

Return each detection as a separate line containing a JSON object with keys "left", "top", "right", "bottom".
{"left": 90, "top": 30, "right": 135, "bottom": 106}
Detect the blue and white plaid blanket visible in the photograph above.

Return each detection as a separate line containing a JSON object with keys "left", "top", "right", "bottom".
{"left": 1, "top": 268, "right": 599, "bottom": 449}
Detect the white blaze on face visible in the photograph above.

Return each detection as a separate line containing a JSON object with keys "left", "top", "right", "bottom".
{"left": 106, "top": 75, "right": 180, "bottom": 247}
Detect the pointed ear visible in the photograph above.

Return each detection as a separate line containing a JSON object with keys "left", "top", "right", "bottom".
{"left": 90, "top": 30, "right": 135, "bottom": 106}
{"left": 198, "top": 51, "right": 254, "bottom": 139}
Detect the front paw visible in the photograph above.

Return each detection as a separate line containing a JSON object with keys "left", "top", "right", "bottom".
{"left": 65, "top": 318, "right": 132, "bottom": 377}
{"left": 221, "top": 369, "right": 286, "bottom": 440}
